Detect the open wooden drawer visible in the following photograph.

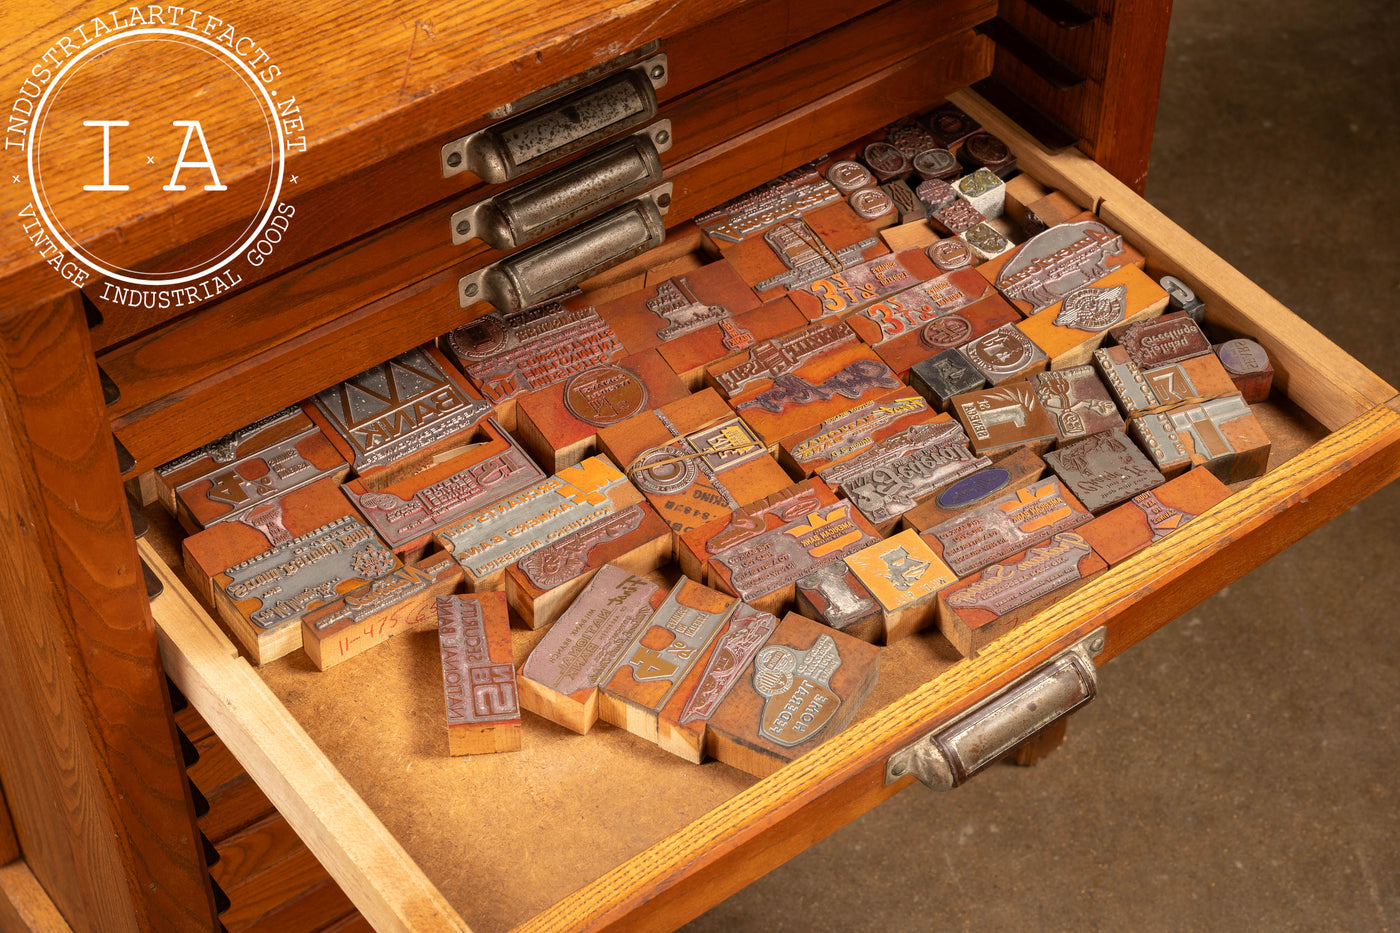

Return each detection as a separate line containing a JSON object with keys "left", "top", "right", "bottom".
{"left": 136, "top": 91, "right": 1400, "bottom": 933}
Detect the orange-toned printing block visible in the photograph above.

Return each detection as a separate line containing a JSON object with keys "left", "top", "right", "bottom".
{"left": 1077, "top": 467, "right": 1231, "bottom": 566}
{"left": 977, "top": 212, "right": 1147, "bottom": 318}
{"left": 785, "top": 248, "right": 939, "bottom": 320}
{"left": 592, "top": 259, "right": 762, "bottom": 356}
{"left": 951, "top": 381, "right": 1059, "bottom": 457}
{"left": 844, "top": 529, "right": 957, "bottom": 644}
{"left": 657, "top": 296, "right": 808, "bottom": 391}
{"left": 1129, "top": 396, "right": 1271, "bottom": 483}
{"left": 920, "top": 476, "right": 1092, "bottom": 577}
{"left": 677, "top": 478, "right": 839, "bottom": 584}
{"left": 301, "top": 551, "right": 463, "bottom": 671}
{"left": 705, "top": 612, "right": 881, "bottom": 778}
{"left": 515, "top": 348, "right": 689, "bottom": 473}
{"left": 777, "top": 388, "right": 942, "bottom": 478}
{"left": 845, "top": 279, "right": 1022, "bottom": 379}
{"left": 183, "top": 476, "right": 402, "bottom": 665}
{"left": 1014, "top": 265, "right": 1169, "bottom": 370}
{"left": 438, "top": 593, "right": 520, "bottom": 755}
{"left": 901, "top": 447, "right": 1047, "bottom": 532}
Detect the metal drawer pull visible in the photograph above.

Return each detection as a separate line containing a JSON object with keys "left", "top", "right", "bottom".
{"left": 441, "top": 53, "right": 668, "bottom": 182}
{"left": 450, "top": 121, "right": 672, "bottom": 248}
{"left": 886, "top": 627, "right": 1105, "bottom": 789}
{"left": 458, "top": 185, "right": 671, "bottom": 311}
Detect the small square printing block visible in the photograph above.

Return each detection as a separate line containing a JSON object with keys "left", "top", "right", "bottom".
{"left": 1044, "top": 428, "right": 1166, "bottom": 514}
{"left": 844, "top": 529, "right": 958, "bottom": 644}
{"left": 1028, "top": 365, "right": 1125, "bottom": 443}
{"left": 951, "top": 381, "right": 1058, "bottom": 456}
{"left": 960, "top": 324, "right": 1049, "bottom": 385}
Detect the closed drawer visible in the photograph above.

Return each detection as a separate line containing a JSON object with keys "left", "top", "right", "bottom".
{"left": 139, "top": 88, "right": 1400, "bottom": 933}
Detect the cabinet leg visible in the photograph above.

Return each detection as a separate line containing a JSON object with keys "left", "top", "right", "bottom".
{"left": 1010, "top": 716, "right": 1068, "bottom": 767}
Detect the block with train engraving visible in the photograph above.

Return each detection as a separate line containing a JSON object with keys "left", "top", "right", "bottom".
{"left": 1044, "top": 429, "right": 1165, "bottom": 514}
{"left": 1077, "top": 467, "right": 1231, "bottom": 566}
{"left": 1215, "top": 338, "right": 1273, "bottom": 403}
{"left": 901, "top": 447, "right": 1047, "bottom": 533}
{"left": 657, "top": 296, "right": 807, "bottom": 390}
{"left": 438, "top": 594, "right": 520, "bottom": 755}
{"left": 1129, "top": 396, "right": 1271, "bottom": 483}
{"left": 1109, "top": 310, "right": 1212, "bottom": 369}
{"left": 959, "top": 324, "right": 1049, "bottom": 385}
{"left": 706, "top": 612, "right": 880, "bottom": 778}
{"left": 937, "top": 531, "right": 1107, "bottom": 657}
{"left": 436, "top": 456, "right": 637, "bottom": 592}
{"left": 593, "top": 260, "right": 762, "bottom": 356}
{"left": 302, "top": 551, "right": 462, "bottom": 671}
{"left": 718, "top": 200, "right": 890, "bottom": 302}
{"left": 695, "top": 157, "right": 842, "bottom": 250}
{"left": 1014, "top": 265, "right": 1169, "bottom": 370}
{"left": 504, "top": 499, "right": 670, "bottom": 630}
{"left": 306, "top": 345, "right": 493, "bottom": 489}
{"left": 1028, "top": 366, "right": 1124, "bottom": 444}
{"left": 793, "top": 562, "right": 883, "bottom": 644}
{"left": 777, "top": 389, "right": 938, "bottom": 478}
{"left": 517, "top": 566, "right": 663, "bottom": 734}
{"left": 184, "top": 476, "right": 402, "bottom": 665}
{"left": 952, "top": 381, "right": 1058, "bottom": 457}
{"left": 787, "top": 249, "right": 937, "bottom": 319}
{"left": 921, "top": 476, "right": 1092, "bottom": 576}
{"left": 844, "top": 529, "right": 957, "bottom": 644}
{"left": 677, "top": 478, "right": 837, "bottom": 585}
{"left": 978, "top": 214, "right": 1145, "bottom": 317}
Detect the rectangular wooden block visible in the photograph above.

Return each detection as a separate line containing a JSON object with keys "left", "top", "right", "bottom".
{"left": 705, "top": 321, "right": 858, "bottom": 400}
{"left": 504, "top": 499, "right": 670, "bottom": 631}
{"left": 842, "top": 267, "right": 1018, "bottom": 362}
{"left": 921, "top": 476, "right": 1093, "bottom": 576}
{"left": 1044, "top": 428, "right": 1166, "bottom": 514}
{"left": 959, "top": 323, "right": 1049, "bottom": 385}
{"left": 1215, "top": 338, "right": 1274, "bottom": 403}
{"left": 778, "top": 388, "right": 940, "bottom": 477}
{"left": 937, "top": 531, "right": 1107, "bottom": 658}
{"left": 978, "top": 213, "right": 1146, "bottom": 317}
{"left": 1109, "top": 310, "right": 1213, "bottom": 369}
{"left": 1130, "top": 396, "right": 1272, "bottom": 483}
{"left": 793, "top": 562, "right": 883, "bottom": 644}
{"left": 1014, "top": 264, "right": 1169, "bottom": 370}
{"left": 878, "top": 220, "right": 937, "bottom": 253}
{"left": 952, "top": 381, "right": 1059, "bottom": 456}
{"left": 706, "top": 612, "right": 881, "bottom": 778}
{"left": 656, "top": 296, "right": 807, "bottom": 391}
{"left": 695, "top": 157, "right": 842, "bottom": 249}
{"left": 787, "top": 248, "right": 938, "bottom": 319}
{"left": 1139, "top": 353, "right": 1244, "bottom": 411}
{"left": 844, "top": 529, "right": 958, "bottom": 644}
{"left": 1021, "top": 191, "right": 1083, "bottom": 230}
{"left": 438, "top": 594, "right": 520, "bottom": 756}
{"left": 593, "top": 259, "right": 762, "bottom": 356}
{"left": 301, "top": 552, "right": 463, "bottom": 671}
{"left": 1028, "top": 365, "right": 1125, "bottom": 445}
{"left": 901, "top": 447, "right": 1048, "bottom": 532}
{"left": 516, "top": 565, "right": 663, "bottom": 735}
{"left": 1077, "top": 467, "right": 1232, "bottom": 566}
{"left": 677, "top": 479, "right": 838, "bottom": 585}
{"left": 718, "top": 200, "right": 890, "bottom": 302}
{"left": 908, "top": 349, "right": 989, "bottom": 412}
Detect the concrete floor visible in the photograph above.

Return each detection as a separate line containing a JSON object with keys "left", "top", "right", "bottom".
{"left": 684, "top": 1, "right": 1400, "bottom": 929}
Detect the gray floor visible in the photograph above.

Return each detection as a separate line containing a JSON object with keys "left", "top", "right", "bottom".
{"left": 685, "top": 2, "right": 1400, "bottom": 930}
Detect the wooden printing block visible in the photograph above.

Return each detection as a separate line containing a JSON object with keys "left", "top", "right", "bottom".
{"left": 1093, "top": 344, "right": 1160, "bottom": 418}
{"left": 787, "top": 248, "right": 938, "bottom": 320}
{"left": 1002, "top": 174, "right": 1049, "bottom": 234}
{"left": 977, "top": 213, "right": 1147, "bottom": 317}
{"left": 1077, "top": 467, "right": 1231, "bottom": 566}
{"left": 777, "top": 388, "right": 940, "bottom": 478}
{"left": 818, "top": 418, "right": 991, "bottom": 534}
{"left": 1109, "top": 310, "right": 1213, "bottom": 369}
{"left": 705, "top": 612, "right": 880, "bottom": 778}
{"left": 705, "top": 321, "right": 858, "bottom": 400}
{"left": 183, "top": 476, "right": 402, "bottom": 665}
{"left": 825, "top": 159, "right": 876, "bottom": 195}
{"left": 442, "top": 302, "right": 624, "bottom": 432}
{"left": 848, "top": 187, "right": 897, "bottom": 229}
{"left": 656, "top": 296, "right": 808, "bottom": 390}
{"left": 959, "top": 223, "right": 1013, "bottom": 262}
{"left": 1043, "top": 428, "right": 1166, "bottom": 514}
{"left": 901, "top": 447, "right": 1047, "bottom": 533}
{"left": 1215, "top": 338, "right": 1274, "bottom": 403}
{"left": 162, "top": 411, "right": 350, "bottom": 534}
{"left": 952, "top": 168, "right": 1006, "bottom": 220}
{"left": 301, "top": 551, "right": 463, "bottom": 671}
{"left": 937, "top": 531, "right": 1107, "bottom": 658}
{"left": 708, "top": 501, "right": 882, "bottom": 615}
{"left": 305, "top": 345, "right": 495, "bottom": 490}
{"left": 878, "top": 220, "right": 938, "bottom": 254}
{"left": 592, "top": 259, "right": 762, "bottom": 357}
{"left": 1020, "top": 191, "right": 1085, "bottom": 233}
{"left": 924, "top": 102, "right": 982, "bottom": 147}
{"left": 1028, "top": 365, "right": 1125, "bottom": 445}
{"left": 437, "top": 593, "right": 520, "bottom": 755}
{"left": 1142, "top": 353, "right": 1245, "bottom": 411}
{"left": 929, "top": 198, "right": 985, "bottom": 236}
{"left": 515, "top": 349, "right": 690, "bottom": 473}
{"left": 516, "top": 565, "right": 663, "bottom": 734}
{"left": 435, "top": 455, "right": 637, "bottom": 592}
{"left": 504, "top": 499, "right": 670, "bottom": 630}
{"left": 597, "top": 577, "right": 738, "bottom": 752}
{"left": 925, "top": 236, "right": 978, "bottom": 272}
{"left": 694, "top": 157, "right": 842, "bottom": 250}
{"left": 793, "top": 562, "right": 883, "bottom": 644}
{"left": 912, "top": 147, "right": 961, "bottom": 182}
{"left": 860, "top": 140, "right": 912, "bottom": 184}
{"left": 881, "top": 180, "right": 926, "bottom": 225}
{"left": 956, "top": 132, "right": 1018, "bottom": 178}
{"left": 921, "top": 475, "right": 1092, "bottom": 577}
{"left": 1129, "top": 395, "right": 1271, "bottom": 483}
{"left": 676, "top": 478, "right": 838, "bottom": 585}
{"left": 885, "top": 117, "right": 941, "bottom": 161}
{"left": 959, "top": 324, "right": 1049, "bottom": 385}
{"left": 717, "top": 200, "right": 890, "bottom": 302}
{"left": 1014, "top": 265, "right": 1169, "bottom": 369}
{"left": 843, "top": 529, "right": 958, "bottom": 644}
{"left": 907, "top": 350, "right": 987, "bottom": 413}
{"left": 341, "top": 417, "right": 544, "bottom": 560}
{"left": 915, "top": 178, "right": 958, "bottom": 214}
{"left": 596, "top": 389, "right": 793, "bottom": 541}
{"left": 951, "top": 380, "right": 1059, "bottom": 456}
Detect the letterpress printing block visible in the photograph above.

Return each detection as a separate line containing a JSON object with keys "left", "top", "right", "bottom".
{"left": 912, "top": 147, "right": 961, "bottom": 181}
{"left": 953, "top": 169, "right": 1006, "bottom": 220}
{"left": 504, "top": 499, "right": 670, "bottom": 630}
{"left": 1215, "top": 338, "right": 1274, "bottom": 403}
{"left": 960, "top": 222, "right": 1013, "bottom": 261}
{"left": 1141, "top": 353, "right": 1244, "bottom": 411}
{"left": 881, "top": 180, "right": 926, "bottom": 225}
{"left": 1110, "top": 310, "right": 1212, "bottom": 369}
{"left": 870, "top": 291, "right": 1024, "bottom": 381}
{"left": 517, "top": 565, "right": 662, "bottom": 734}
{"left": 910, "top": 350, "right": 989, "bottom": 413}
{"left": 596, "top": 389, "right": 793, "bottom": 541}
{"left": 515, "top": 349, "right": 690, "bottom": 473}
{"left": 593, "top": 259, "right": 763, "bottom": 357}
{"left": 1015, "top": 264, "right": 1170, "bottom": 370}
{"left": 921, "top": 476, "right": 1092, "bottom": 576}
{"left": 926, "top": 236, "right": 976, "bottom": 271}
{"left": 436, "top": 455, "right": 638, "bottom": 592}
{"left": 718, "top": 200, "right": 889, "bottom": 301}
{"left": 598, "top": 577, "right": 738, "bottom": 750}
{"left": 1160, "top": 274, "right": 1206, "bottom": 324}
{"left": 160, "top": 411, "right": 351, "bottom": 534}
{"left": 445, "top": 303, "right": 625, "bottom": 431}
{"left": 184, "top": 477, "right": 403, "bottom": 665}
{"left": 703, "top": 321, "right": 857, "bottom": 400}
{"left": 1077, "top": 467, "right": 1231, "bottom": 567}
{"left": 979, "top": 214, "right": 1146, "bottom": 317}
{"left": 307, "top": 345, "right": 494, "bottom": 488}
{"left": 777, "top": 389, "right": 939, "bottom": 477}
{"left": 677, "top": 478, "right": 838, "bottom": 585}
{"left": 885, "top": 117, "right": 940, "bottom": 159}
{"left": 901, "top": 447, "right": 1047, "bottom": 533}
{"left": 706, "top": 612, "right": 880, "bottom": 778}
{"left": 1130, "top": 396, "right": 1271, "bottom": 483}
{"left": 819, "top": 419, "right": 991, "bottom": 534}
{"left": 437, "top": 594, "right": 520, "bottom": 755}
{"left": 879, "top": 220, "right": 938, "bottom": 254}
{"left": 844, "top": 529, "right": 957, "bottom": 644}
{"left": 1029, "top": 365, "right": 1125, "bottom": 443}
{"left": 708, "top": 501, "right": 882, "bottom": 616}
{"left": 956, "top": 131, "right": 1018, "bottom": 177}
{"left": 658, "top": 296, "right": 807, "bottom": 390}
{"left": 301, "top": 552, "right": 461, "bottom": 672}
{"left": 930, "top": 199, "right": 985, "bottom": 236}
{"left": 861, "top": 141, "right": 911, "bottom": 183}
{"left": 826, "top": 160, "right": 876, "bottom": 195}
{"left": 695, "top": 157, "right": 843, "bottom": 249}
{"left": 1044, "top": 428, "right": 1165, "bottom": 514}
{"left": 937, "top": 531, "right": 1107, "bottom": 658}
{"left": 924, "top": 102, "right": 981, "bottom": 147}
{"left": 794, "top": 562, "right": 882, "bottom": 644}
{"left": 1021, "top": 191, "right": 1084, "bottom": 230}
{"left": 1002, "top": 174, "right": 1049, "bottom": 234}
{"left": 789, "top": 249, "right": 939, "bottom": 320}
{"left": 952, "top": 381, "right": 1059, "bottom": 456}
{"left": 915, "top": 178, "right": 958, "bottom": 213}
{"left": 1092, "top": 344, "right": 1157, "bottom": 417}
{"left": 848, "top": 187, "right": 896, "bottom": 227}
{"left": 960, "top": 324, "right": 1049, "bottom": 385}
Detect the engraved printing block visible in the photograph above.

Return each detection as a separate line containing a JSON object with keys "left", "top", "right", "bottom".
{"left": 951, "top": 380, "right": 1059, "bottom": 456}
{"left": 1109, "top": 310, "right": 1212, "bottom": 369}
{"left": 826, "top": 160, "right": 876, "bottom": 195}
{"left": 155, "top": 406, "right": 315, "bottom": 514}
{"left": 885, "top": 117, "right": 940, "bottom": 159}
{"left": 956, "top": 131, "right": 1017, "bottom": 177}
{"left": 1077, "top": 467, "right": 1231, "bottom": 566}
{"left": 926, "top": 236, "right": 976, "bottom": 271}
{"left": 953, "top": 168, "right": 1006, "bottom": 220}
{"left": 1044, "top": 428, "right": 1166, "bottom": 514}
{"left": 881, "top": 180, "right": 926, "bottom": 225}
{"left": 981, "top": 215, "right": 1144, "bottom": 316}
{"left": 861, "top": 140, "right": 911, "bottom": 183}
{"left": 1160, "top": 274, "right": 1205, "bottom": 324}
{"left": 959, "top": 222, "right": 1013, "bottom": 262}
{"left": 924, "top": 103, "right": 981, "bottom": 147}
{"left": 915, "top": 178, "right": 958, "bottom": 213}
{"left": 777, "top": 389, "right": 939, "bottom": 478}
{"left": 694, "top": 157, "right": 842, "bottom": 246}
{"left": 1028, "top": 365, "right": 1125, "bottom": 443}
{"left": 718, "top": 200, "right": 888, "bottom": 301}
{"left": 787, "top": 248, "right": 936, "bottom": 319}
{"left": 1214, "top": 338, "right": 1273, "bottom": 403}
{"left": 677, "top": 478, "right": 838, "bottom": 585}
{"left": 912, "top": 147, "right": 961, "bottom": 181}
{"left": 794, "top": 561, "right": 883, "bottom": 644}
{"left": 921, "top": 475, "right": 1092, "bottom": 576}
{"left": 593, "top": 259, "right": 762, "bottom": 357}
{"left": 656, "top": 295, "right": 807, "bottom": 390}
{"left": 706, "top": 321, "right": 857, "bottom": 399}
{"left": 1013, "top": 264, "right": 1170, "bottom": 369}
{"left": 930, "top": 198, "right": 985, "bottom": 236}
{"left": 438, "top": 593, "right": 520, "bottom": 755}
{"left": 848, "top": 187, "right": 896, "bottom": 225}
{"left": 843, "top": 529, "right": 958, "bottom": 644}
{"left": 901, "top": 447, "right": 1047, "bottom": 533}
{"left": 960, "top": 324, "right": 1049, "bottom": 385}
{"left": 1130, "top": 395, "right": 1271, "bottom": 483}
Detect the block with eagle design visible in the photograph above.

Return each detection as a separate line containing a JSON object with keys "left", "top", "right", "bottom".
{"left": 1076, "top": 467, "right": 1232, "bottom": 566}
{"left": 1014, "top": 265, "right": 1169, "bottom": 370}
{"left": 1044, "top": 428, "right": 1166, "bottom": 514}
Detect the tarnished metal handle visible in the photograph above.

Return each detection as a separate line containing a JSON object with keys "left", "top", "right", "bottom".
{"left": 886, "top": 627, "right": 1105, "bottom": 789}
{"left": 458, "top": 185, "right": 671, "bottom": 311}
{"left": 450, "top": 122, "right": 672, "bottom": 248}
{"left": 441, "top": 53, "right": 668, "bottom": 182}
